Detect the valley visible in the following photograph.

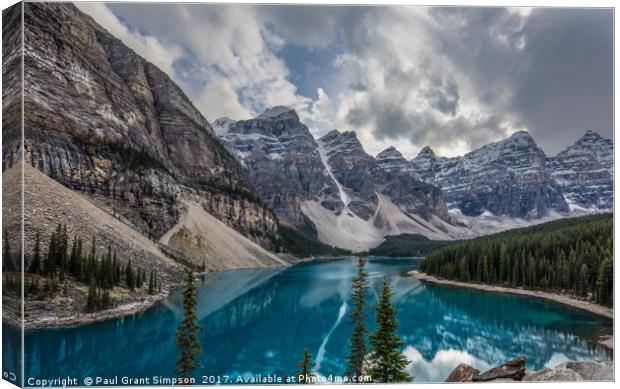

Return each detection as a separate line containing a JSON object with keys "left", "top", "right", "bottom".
{"left": 1, "top": 0, "right": 613, "bottom": 349}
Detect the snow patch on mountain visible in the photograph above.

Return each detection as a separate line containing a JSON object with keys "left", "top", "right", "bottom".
{"left": 317, "top": 137, "right": 349, "bottom": 207}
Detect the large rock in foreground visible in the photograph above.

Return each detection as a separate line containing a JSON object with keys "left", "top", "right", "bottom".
{"left": 474, "top": 356, "right": 527, "bottom": 381}
{"left": 524, "top": 361, "right": 613, "bottom": 382}
{"left": 445, "top": 357, "right": 613, "bottom": 382}
{"left": 445, "top": 363, "right": 480, "bottom": 382}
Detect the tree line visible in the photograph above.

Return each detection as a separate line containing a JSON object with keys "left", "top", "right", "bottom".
{"left": 420, "top": 214, "right": 613, "bottom": 306}
{"left": 2, "top": 223, "right": 161, "bottom": 312}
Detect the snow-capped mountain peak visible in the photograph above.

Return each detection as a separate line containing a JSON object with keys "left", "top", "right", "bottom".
{"left": 417, "top": 145, "right": 437, "bottom": 157}
{"left": 550, "top": 130, "right": 613, "bottom": 210}
{"left": 557, "top": 129, "right": 612, "bottom": 170}
{"left": 257, "top": 105, "right": 298, "bottom": 120}
{"left": 376, "top": 146, "right": 413, "bottom": 174}
{"left": 212, "top": 117, "right": 236, "bottom": 136}
{"left": 413, "top": 131, "right": 567, "bottom": 218}
{"left": 319, "top": 129, "right": 367, "bottom": 158}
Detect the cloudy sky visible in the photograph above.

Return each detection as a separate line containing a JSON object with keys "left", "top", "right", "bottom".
{"left": 76, "top": 2, "right": 612, "bottom": 158}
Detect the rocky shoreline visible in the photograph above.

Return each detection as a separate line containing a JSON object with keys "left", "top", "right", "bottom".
{"left": 446, "top": 356, "right": 614, "bottom": 382}
{"left": 410, "top": 270, "right": 613, "bottom": 320}
{"left": 4, "top": 292, "right": 169, "bottom": 330}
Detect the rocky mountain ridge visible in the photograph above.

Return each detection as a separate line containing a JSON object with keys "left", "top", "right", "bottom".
{"left": 549, "top": 130, "right": 613, "bottom": 210}
{"left": 217, "top": 109, "right": 455, "bottom": 251}
{"left": 215, "top": 106, "right": 341, "bottom": 230}
{"left": 218, "top": 108, "right": 612, "bottom": 250}
{"left": 411, "top": 131, "right": 569, "bottom": 218}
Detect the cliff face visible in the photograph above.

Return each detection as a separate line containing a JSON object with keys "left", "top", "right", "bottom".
{"left": 5, "top": 2, "right": 278, "bottom": 249}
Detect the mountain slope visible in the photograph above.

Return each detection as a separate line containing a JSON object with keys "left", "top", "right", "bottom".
{"left": 7, "top": 164, "right": 183, "bottom": 284}
{"left": 160, "top": 202, "right": 288, "bottom": 270}
{"left": 4, "top": 2, "right": 278, "bottom": 250}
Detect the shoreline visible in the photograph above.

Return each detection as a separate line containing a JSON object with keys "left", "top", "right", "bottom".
{"left": 6, "top": 261, "right": 291, "bottom": 331}
{"left": 410, "top": 270, "right": 614, "bottom": 320}
{"left": 4, "top": 292, "right": 169, "bottom": 331}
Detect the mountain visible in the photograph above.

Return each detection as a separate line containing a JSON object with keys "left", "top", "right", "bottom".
{"left": 376, "top": 146, "right": 415, "bottom": 175}
{"left": 216, "top": 106, "right": 341, "bottom": 229}
{"left": 411, "top": 131, "right": 569, "bottom": 219}
{"left": 218, "top": 115, "right": 455, "bottom": 251}
{"left": 549, "top": 130, "right": 613, "bottom": 210}
{"left": 317, "top": 130, "right": 379, "bottom": 220}
{"left": 409, "top": 146, "right": 447, "bottom": 183}
{"left": 2, "top": 2, "right": 280, "bottom": 257}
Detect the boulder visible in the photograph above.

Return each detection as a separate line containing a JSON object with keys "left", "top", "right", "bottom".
{"left": 557, "top": 361, "right": 613, "bottom": 381}
{"left": 473, "top": 356, "right": 527, "bottom": 382}
{"left": 444, "top": 363, "right": 480, "bottom": 382}
{"left": 524, "top": 368, "right": 583, "bottom": 382}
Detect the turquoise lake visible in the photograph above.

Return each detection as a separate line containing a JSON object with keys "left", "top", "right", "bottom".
{"left": 3, "top": 257, "right": 613, "bottom": 384}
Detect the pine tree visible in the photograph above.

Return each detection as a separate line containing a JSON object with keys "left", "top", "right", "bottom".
{"left": 86, "top": 277, "right": 98, "bottom": 312}
{"left": 2, "top": 230, "right": 15, "bottom": 272}
{"left": 296, "top": 348, "right": 316, "bottom": 384}
{"left": 125, "top": 260, "right": 135, "bottom": 290}
{"left": 175, "top": 270, "right": 202, "bottom": 380}
{"left": 84, "top": 237, "right": 97, "bottom": 280}
{"left": 577, "top": 264, "right": 589, "bottom": 297}
{"left": 595, "top": 256, "right": 613, "bottom": 306}
{"left": 68, "top": 235, "right": 78, "bottom": 276}
{"left": 136, "top": 268, "right": 143, "bottom": 289}
{"left": 368, "top": 276, "right": 411, "bottom": 383}
{"left": 100, "top": 289, "right": 112, "bottom": 309}
{"left": 44, "top": 228, "right": 57, "bottom": 276}
{"left": 58, "top": 224, "right": 69, "bottom": 279}
{"left": 346, "top": 256, "right": 369, "bottom": 378}
{"left": 113, "top": 250, "right": 120, "bottom": 285}
{"left": 148, "top": 271, "right": 155, "bottom": 294}
{"left": 29, "top": 231, "right": 42, "bottom": 274}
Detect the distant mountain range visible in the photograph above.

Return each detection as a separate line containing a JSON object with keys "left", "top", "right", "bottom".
{"left": 217, "top": 107, "right": 613, "bottom": 251}
{"left": 3, "top": 2, "right": 613, "bottom": 263}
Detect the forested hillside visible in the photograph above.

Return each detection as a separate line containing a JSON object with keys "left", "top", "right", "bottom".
{"left": 419, "top": 214, "right": 613, "bottom": 306}
{"left": 366, "top": 234, "right": 454, "bottom": 257}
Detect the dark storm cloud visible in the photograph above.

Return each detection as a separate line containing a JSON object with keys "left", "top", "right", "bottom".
{"left": 332, "top": 6, "right": 612, "bottom": 155}
{"left": 512, "top": 8, "right": 613, "bottom": 154}
{"left": 428, "top": 78, "right": 460, "bottom": 117}
{"left": 86, "top": 3, "right": 612, "bottom": 157}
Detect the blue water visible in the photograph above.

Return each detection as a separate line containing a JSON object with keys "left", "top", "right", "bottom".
{"left": 3, "top": 257, "right": 613, "bottom": 384}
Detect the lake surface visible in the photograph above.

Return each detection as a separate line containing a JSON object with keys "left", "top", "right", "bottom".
{"left": 3, "top": 257, "right": 613, "bottom": 384}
